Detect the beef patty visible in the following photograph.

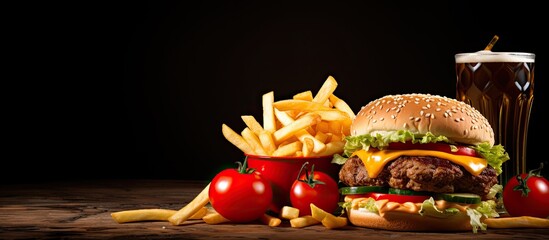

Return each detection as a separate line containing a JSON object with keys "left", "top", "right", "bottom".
{"left": 339, "top": 155, "right": 498, "bottom": 199}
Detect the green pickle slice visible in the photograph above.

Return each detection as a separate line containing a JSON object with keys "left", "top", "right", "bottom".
{"left": 436, "top": 193, "right": 482, "bottom": 204}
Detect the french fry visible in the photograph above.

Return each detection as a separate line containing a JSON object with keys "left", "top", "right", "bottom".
{"left": 262, "top": 91, "right": 276, "bottom": 133}
{"left": 111, "top": 209, "right": 177, "bottom": 223}
{"left": 111, "top": 207, "right": 208, "bottom": 224}
{"left": 222, "top": 124, "right": 255, "bottom": 155}
{"left": 302, "top": 137, "right": 314, "bottom": 157}
{"left": 313, "top": 141, "right": 345, "bottom": 156}
{"left": 293, "top": 90, "right": 314, "bottom": 101}
{"left": 274, "top": 108, "right": 295, "bottom": 125}
{"left": 203, "top": 212, "right": 230, "bottom": 224}
{"left": 328, "top": 120, "right": 342, "bottom": 134}
{"left": 280, "top": 206, "right": 300, "bottom": 220}
{"left": 484, "top": 216, "right": 549, "bottom": 228}
{"left": 168, "top": 183, "right": 211, "bottom": 225}
{"left": 329, "top": 134, "right": 342, "bottom": 143}
{"left": 273, "top": 114, "right": 321, "bottom": 144}
{"left": 241, "top": 127, "right": 267, "bottom": 156}
{"left": 330, "top": 94, "right": 356, "bottom": 119}
{"left": 321, "top": 213, "right": 348, "bottom": 229}
{"left": 241, "top": 115, "right": 264, "bottom": 136}
{"left": 273, "top": 99, "right": 332, "bottom": 112}
{"left": 272, "top": 141, "right": 302, "bottom": 157}
{"left": 315, "top": 131, "right": 329, "bottom": 144}
{"left": 260, "top": 213, "right": 282, "bottom": 227}
{"left": 290, "top": 215, "right": 320, "bottom": 228}
{"left": 310, "top": 203, "right": 329, "bottom": 222}
{"left": 315, "top": 121, "right": 330, "bottom": 136}
{"left": 258, "top": 130, "right": 276, "bottom": 155}
{"left": 275, "top": 109, "right": 326, "bottom": 153}
{"left": 313, "top": 76, "right": 338, "bottom": 104}
{"left": 310, "top": 203, "right": 347, "bottom": 229}
{"left": 306, "top": 110, "right": 350, "bottom": 122}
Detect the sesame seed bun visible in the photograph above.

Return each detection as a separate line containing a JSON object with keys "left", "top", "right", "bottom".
{"left": 351, "top": 93, "right": 494, "bottom": 146}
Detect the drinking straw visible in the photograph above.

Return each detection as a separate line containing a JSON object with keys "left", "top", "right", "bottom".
{"left": 484, "top": 35, "right": 499, "bottom": 50}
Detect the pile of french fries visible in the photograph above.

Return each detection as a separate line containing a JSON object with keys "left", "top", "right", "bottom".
{"left": 222, "top": 76, "right": 356, "bottom": 157}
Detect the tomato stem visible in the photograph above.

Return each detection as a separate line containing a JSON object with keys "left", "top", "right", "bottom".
{"left": 513, "top": 174, "right": 531, "bottom": 197}
{"left": 528, "top": 162, "right": 544, "bottom": 177}
{"left": 297, "top": 162, "right": 325, "bottom": 188}
{"left": 236, "top": 156, "right": 255, "bottom": 174}
{"left": 512, "top": 163, "right": 544, "bottom": 197}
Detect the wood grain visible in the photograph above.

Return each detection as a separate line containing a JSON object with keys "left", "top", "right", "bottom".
{"left": 1, "top": 179, "right": 548, "bottom": 239}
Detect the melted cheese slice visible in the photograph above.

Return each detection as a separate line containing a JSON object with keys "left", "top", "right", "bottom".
{"left": 352, "top": 149, "right": 487, "bottom": 178}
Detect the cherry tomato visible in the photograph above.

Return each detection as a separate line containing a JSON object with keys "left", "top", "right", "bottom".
{"left": 503, "top": 163, "right": 549, "bottom": 218}
{"left": 387, "top": 142, "right": 479, "bottom": 157}
{"left": 209, "top": 157, "right": 273, "bottom": 223}
{"left": 290, "top": 162, "right": 339, "bottom": 216}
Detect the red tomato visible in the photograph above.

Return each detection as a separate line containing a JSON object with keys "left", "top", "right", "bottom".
{"left": 503, "top": 164, "right": 549, "bottom": 218}
{"left": 387, "top": 142, "right": 479, "bottom": 157}
{"left": 290, "top": 162, "right": 339, "bottom": 216}
{"left": 209, "top": 158, "right": 273, "bottom": 223}
{"left": 375, "top": 193, "right": 430, "bottom": 203}
{"left": 344, "top": 192, "right": 429, "bottom": 203}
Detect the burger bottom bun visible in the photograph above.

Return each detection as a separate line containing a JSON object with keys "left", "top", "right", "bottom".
{"left": 347, "top": 209, "right": 473, "bottom": 232}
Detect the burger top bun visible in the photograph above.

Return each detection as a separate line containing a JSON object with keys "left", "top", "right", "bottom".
{"left": 351, "top": 93, "right": 494, "bottom": 146}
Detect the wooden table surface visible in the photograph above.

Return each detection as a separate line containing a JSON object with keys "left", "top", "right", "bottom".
{"left": 1, "top": 179, "right": 548, "bottom": 240}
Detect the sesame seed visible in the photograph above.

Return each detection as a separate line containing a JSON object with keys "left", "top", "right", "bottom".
{"left": 372, "top": 119, "right": 377, "bottom": 123}
{"left": 420, "top": 110, "right": 424, "bottom": 116}
{"left": 425, "top": 113, "right": 431, "bottom": 118}
{"left": 379, "top": 117, "right": 384, "bottom": 121}
{"left": 415, "top": 117, "right": 421, "bottom": 122}
{"left": 391, "top": 114, "right": 396, "bottom": 119}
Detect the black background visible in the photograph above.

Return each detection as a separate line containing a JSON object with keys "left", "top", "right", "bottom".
{"left": 6, "top": 1, "right": 548, "bottom": 183}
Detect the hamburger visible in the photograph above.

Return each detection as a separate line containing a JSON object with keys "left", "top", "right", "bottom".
{"left": 332, "top": 93, "right": 509, "bottom": 232}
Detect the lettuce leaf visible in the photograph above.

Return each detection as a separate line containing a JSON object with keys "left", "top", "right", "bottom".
{"left": 418, "top": 198, "right": 498, "bottom": 233}
{"left": 472, "top": 143, "right": 509, "bottom": 175}
{"left": 332, "top": 130, "right": 509, "bottom": 175}
{"left": 349, "top": 197, "right": 499, "bottom": 233}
